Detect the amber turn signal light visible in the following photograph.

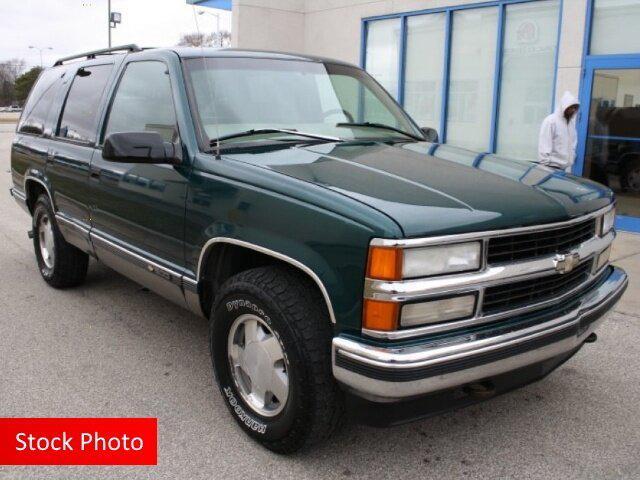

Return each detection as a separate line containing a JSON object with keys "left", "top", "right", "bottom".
{"left": 366, "top": 246, "right": 403, "bottom": 281}
{"left": 363, "top": 299, "right": 399, "bottom": 331}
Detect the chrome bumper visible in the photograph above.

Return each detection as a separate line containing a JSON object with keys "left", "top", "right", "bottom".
{"left": 333, "top": 266, "right": 627, "bottom": 402}
{"left": 9, "top": 187, "right": 29, "bottom": 213}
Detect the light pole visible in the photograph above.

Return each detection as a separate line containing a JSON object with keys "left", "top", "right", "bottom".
{"left": 28, "top": 46, "right": 53, "bottom": 68}
{"left": 197, "top": 10, "right": 221, "bottom": 47}
{"left": 107, "top": 0, "right": 122, "bottom": 48}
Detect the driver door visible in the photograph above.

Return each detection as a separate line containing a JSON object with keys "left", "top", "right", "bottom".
{"left": 89, "top": 57, "right": 190, "bottom": 304}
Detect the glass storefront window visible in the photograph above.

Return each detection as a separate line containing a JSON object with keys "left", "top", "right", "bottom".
{"left": 446, "top": 7, "right": 498, "bottom": 151}
{"left": 404, "top": 13, "right": 446, "bottom": 133}
{"left": 363, "top": 1, "right": 562, "bottom": 159}
{"left": 365, "top": 18, "right": 401, "bottom": 99}
{"left": 591, "top": 0, "right": 640, "bottom": 55}
{"left": 583, "top": 68, "right": 640, "bottom": 218}
{"left": 496, "top": 0, "right": 560, "bottom": 160}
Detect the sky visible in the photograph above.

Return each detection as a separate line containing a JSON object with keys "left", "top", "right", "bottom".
{"left": 0, "top": 0, "right": 232, "bottom": 70}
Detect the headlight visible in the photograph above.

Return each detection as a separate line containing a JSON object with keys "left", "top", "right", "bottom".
{"left": 601, "top": 207, "right": 616, "bottom": 236}
{"left": 400, "top": 294, "right": 476, "bottom": 327}
{"left": 402, "top": 242, "right": 482, "bottom": 278}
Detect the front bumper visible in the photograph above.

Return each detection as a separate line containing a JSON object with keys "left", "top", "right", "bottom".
{"left": 333, "top": 265, "right": 627, "bottom": 402}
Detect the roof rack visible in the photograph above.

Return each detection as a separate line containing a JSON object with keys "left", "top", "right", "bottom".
{"left": 54, "top": 44, "right": 141, "bottom": 66}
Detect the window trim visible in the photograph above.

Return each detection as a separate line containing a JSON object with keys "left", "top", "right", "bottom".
{"left": 98, "top": 59, "right": 181, "bottom": 149}
{"left": 361, "top": 0, "right": 564, "bottom": 155}
{"left": 54, "top": 62, "right": 115, "bottom": 147}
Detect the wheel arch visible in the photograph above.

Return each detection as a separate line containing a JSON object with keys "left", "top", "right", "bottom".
{"left": 196, "top": 237, "right": 337, "bottom": 324}
{"left": 24, "top": 176, "right": 55, "bottom": 214}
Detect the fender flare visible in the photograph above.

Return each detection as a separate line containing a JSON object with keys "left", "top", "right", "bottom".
{"left": 196, "top": 237, "right": 337, "bottom": 324}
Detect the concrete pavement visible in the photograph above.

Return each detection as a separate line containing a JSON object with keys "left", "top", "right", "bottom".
{"left": 1, "top": 124, "right": 639, "bottom": 479}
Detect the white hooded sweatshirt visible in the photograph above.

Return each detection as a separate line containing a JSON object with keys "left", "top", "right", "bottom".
{"left": 537, "top": 91, "right": 579, "bottom": 171}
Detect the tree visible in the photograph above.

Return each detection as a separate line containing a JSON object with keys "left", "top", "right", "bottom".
{"left": 0, "top": 58, "right": 26, "bottom": 106}
{"left": 178, "top": 32, "right": 214, "bottom": 47}
{"left": 178, "top": 30, "right": 231, "bottom": 48}
{"left": 14, "top": 66, "right": 43, "bottom": 104}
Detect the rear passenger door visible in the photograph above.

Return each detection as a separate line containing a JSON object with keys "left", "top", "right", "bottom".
{"left": 47, "top": 62, "right": 115, "bottom": 251}
{"left": 89, "top": 57, "right": 190, "bottom": 305}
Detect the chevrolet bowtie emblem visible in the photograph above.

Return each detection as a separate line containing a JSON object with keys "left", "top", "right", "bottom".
{"left": 554, "top": 252, "right": 580, "bottom": 274}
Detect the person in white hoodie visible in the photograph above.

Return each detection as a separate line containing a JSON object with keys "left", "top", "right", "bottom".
{"left": 538, "top": 91, "right": 580, "bottom": 171}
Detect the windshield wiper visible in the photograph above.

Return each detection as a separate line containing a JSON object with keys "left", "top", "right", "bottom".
{"left": 336, "top": 122, "right": 424, "bottom": 141}
{"left": 209, "top": 128, "right": 343, "bottom": 147}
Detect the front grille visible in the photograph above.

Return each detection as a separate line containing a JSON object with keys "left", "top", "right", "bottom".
{"left": 482, "top": 260, "right": 593, "bottom": 315}
{"left": 487, "top": 219, "right": 596, "bottom": 264}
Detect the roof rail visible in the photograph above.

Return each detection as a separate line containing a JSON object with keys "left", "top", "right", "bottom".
{"left": 53, "top": 44, "right": 142, "bottom": 66}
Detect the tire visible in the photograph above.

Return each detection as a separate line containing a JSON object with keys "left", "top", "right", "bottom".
{"left": 32, "top": 194, "right": 89, "bottom": 288}
{"left": 209, "top": 265, "right": 344, "bottom": 453}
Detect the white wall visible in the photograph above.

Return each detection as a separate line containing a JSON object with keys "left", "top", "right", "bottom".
{"left": 232, "top": 0, "right": 306, "bottom": 53}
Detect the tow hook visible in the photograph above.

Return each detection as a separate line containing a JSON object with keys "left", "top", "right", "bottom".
{"left": 584, "top": 332, "right": 598, "bottom": 344}
{"left": 27, "top": 229, "right": 35, "bottom": 239}
{"left": 463, "top": 380, "right": 496, "bottom": 398}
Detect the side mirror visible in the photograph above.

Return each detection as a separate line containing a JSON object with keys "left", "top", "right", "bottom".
{"left": 102, "top": 132, "right": 182, "bottom": 164}
{"left": 420, "top": 127, "right": 439, "bottom": 143}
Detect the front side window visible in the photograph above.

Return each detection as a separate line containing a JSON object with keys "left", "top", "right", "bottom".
{"left": 57, "top": 64, "right": 112, "bottom": 143}
{"left": 184, "top": 57, "right": 421, "bottom": 146}
{"left": 104, "top": 61, "right": 178, "bottom": 143}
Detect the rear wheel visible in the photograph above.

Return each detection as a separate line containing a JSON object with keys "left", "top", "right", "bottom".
{"left": 209, "top": 265, "right": 344, "bottom": 453}
{"left": 32, "top": 194, "right": 89, "bottom": 288}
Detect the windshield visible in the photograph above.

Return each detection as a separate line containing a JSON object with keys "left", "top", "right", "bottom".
{"left": 183, "top": 57, "right": 423, "bottom": 148}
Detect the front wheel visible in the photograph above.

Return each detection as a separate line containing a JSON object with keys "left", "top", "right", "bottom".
{"left": 209, "top": 266, "right": 344, "bottom": 453}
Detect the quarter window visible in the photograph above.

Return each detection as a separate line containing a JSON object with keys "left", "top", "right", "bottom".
{"left": 57, "top": 64, "right": 113, "bottom": 143}
{"left": 18, "top": 68, "right": 63, "bottom": 135}
{"left": 104, "top": 61, "right": 178, "bottom": 143}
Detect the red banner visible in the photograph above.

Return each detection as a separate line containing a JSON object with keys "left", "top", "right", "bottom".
{"left": 0, "top": 418, "right": 157, "bottom": 465}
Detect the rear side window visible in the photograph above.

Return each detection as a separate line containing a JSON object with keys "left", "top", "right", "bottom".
{"left": 57, "top": 64, "right": 113, "bottom": 143}
{"left": 104, "top": 61, "right": 178, "bottom": 142}
{"left": 17, "top": 68, "right": 63, "bottom": 135}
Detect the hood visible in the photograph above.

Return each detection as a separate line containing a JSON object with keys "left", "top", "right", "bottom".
{"left": 226, "top": 142, "right": 613, "bottom": 237}
{"left": 557, "top": 90, "right": 579, "bottom": 117}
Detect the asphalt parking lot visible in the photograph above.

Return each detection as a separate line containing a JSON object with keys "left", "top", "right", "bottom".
{"left": 1, "top": 120, "right": 640, "bottom": 479}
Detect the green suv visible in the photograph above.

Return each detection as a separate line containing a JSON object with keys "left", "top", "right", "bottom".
{"left": 10, "top": 45, "right": 628, "bottom": 453}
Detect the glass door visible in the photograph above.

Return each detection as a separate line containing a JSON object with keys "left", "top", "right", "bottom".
{"left": 576, "top": 58, "right": 640, "bottom": 230}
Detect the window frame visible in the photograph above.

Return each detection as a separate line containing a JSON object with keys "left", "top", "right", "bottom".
{"left": 361, "top": 0, "right": 564, "bottom": 155}
{"left": 99, "top": 59, "right": 182, "bottom": 148}
{"left": 54, "top": 61, "right": 116, "bottom": 147}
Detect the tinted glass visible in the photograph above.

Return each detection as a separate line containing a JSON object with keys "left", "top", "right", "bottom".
{"left": 18, "top": 68, "right": 63, "bottom": 135}
{"left": 365, "top": 18, "right": 401, "bottom": 99}
{"left": 446, "top": 7, "right": 498, "bottom": 151}
{"left": 105, "top": 61, "right": 178, "bottom": 142}
{"left": 496, "top": 0, "right": 560, "bottom": 160}
{"left": 58, "top": 64, "right": 112, "bottom": 143}
{"left": 583, "top": 68, "right": 640, "bottom": 218}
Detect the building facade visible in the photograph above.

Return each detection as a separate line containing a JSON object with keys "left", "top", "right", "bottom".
{"left": 193, "top": 0, "right": 640, "bottom": 232}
